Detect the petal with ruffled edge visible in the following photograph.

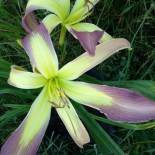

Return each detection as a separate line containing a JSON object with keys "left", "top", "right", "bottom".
{"left": 58, "top": 38, "right": 130, "bottom": 80}
{"left": 56, "top": 101, "right": 90, "bottom": 147}
{"left": 68, "top": 23, "right": 112, "bottom": 42}
{"left": 0, "top": 85, "right": 51, "bottom": 155}
{"left": 8, "top": 65, "right": 47, "bottom": 89}
{"left": 59, "top": 80, "right": 155, "bottom": 123}
{"left": 22, "top": 0, "right": 65, "bottom": 32}
{"left": 42, "top": 14, "right": 61, "bottom": 33}
{"left": 22, "top": 24, "right": 58, "bottom": 79}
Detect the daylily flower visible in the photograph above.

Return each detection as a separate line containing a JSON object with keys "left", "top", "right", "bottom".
{"left": 1, "top": 24, "right": 155, "bottom": 155}
{"left": 22, "top": 0, "right": 112, "bottom": 56}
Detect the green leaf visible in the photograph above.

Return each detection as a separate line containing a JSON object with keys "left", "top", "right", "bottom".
{"left": 0, "top": 58, "right": 11, "bottom": 70}
{"left": 121, "top": 4, "right": 135, "bottom": 15}
{"left": 0, "top": 105, "right": 29, "bottom": 129}
{"left": 0, "top": 58, "right": 11, "bottom": 79}
{"left": 73, "top": 102, "right": 125, "bottom": 155}
{"left": 90, "top": 114, "right": 155, "bottom": 130}
{"left": 104, "top": 80, "right": 155, "bottom": 102}
{"left": 0, "top": 88, "right": 36, "bottom": 99}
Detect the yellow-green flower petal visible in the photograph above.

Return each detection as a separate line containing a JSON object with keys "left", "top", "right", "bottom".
{"left": 57, "top": 0, "right": 70, "bottom": 17}
{"left": 56, "top": 101, "right": 90, "bottom": 147}
{"left": 22, "top": 24, "right": 58, "bottom": 79}
{"left": 26, "top": 0, "right": 65, "bottom": 20}
{"left": 8, "top": 65, "right": 47, "bottom": 89}
{"left": 42, "top": 14, "right": 61, "bottom": 33}
{"left": 1, "top": 85, "right": 51, "bottom": 155}
{"left": 59, "top": 80, "right": 155, "bottom": 123}
{"left": 58, "top": 38, "right": 130, "bottom": 80}
{"left": 70, "top": 0, "right": 85, "bottom": 15}
{"left": 59, "top": 79, "right": 112, "bottom": 108}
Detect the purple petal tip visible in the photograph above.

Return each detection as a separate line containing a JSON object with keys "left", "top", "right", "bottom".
{"left": 70, "top": 29, "right": 104, "bottom": 56}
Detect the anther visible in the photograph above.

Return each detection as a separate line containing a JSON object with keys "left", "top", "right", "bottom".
{"left": 49, "top": 88, "right": 70, "bottom": 109}
{"left": 49, "top": 101, "right": 66, "bottom": 108}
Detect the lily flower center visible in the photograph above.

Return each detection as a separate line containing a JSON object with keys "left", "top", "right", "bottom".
{"left": 64, "top": 0, "right": 94, "bottom": 25}
{"left": 48, "top": 78, "right": 70, "bottom": 109}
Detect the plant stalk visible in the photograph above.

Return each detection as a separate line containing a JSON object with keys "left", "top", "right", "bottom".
{"left": 59, "top": 25, "right": 67, "bottom": 47}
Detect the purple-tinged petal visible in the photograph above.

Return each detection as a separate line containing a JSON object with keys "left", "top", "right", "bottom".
{"left": 70, "top": 29, "right": 104, "bottom": 56}
{"left": 0, "top": 85, "right": 51, "bottom": 155}
{"left": 22, "top": 0, "right": 65, "bottom": 32}
{"left": 59, "top": 80, "right": 155, "bottom": 123}
{"left": 58, "top": 38, "right": 130, "bottom": 80}
{"left": 22, "top": 23, "right": 58, "bottom": 79}
{"left": 22, "top": 12, "right": 39, "bottom": 33}
{"left": 67, "top": 23, "right": 112, "bottom": 42}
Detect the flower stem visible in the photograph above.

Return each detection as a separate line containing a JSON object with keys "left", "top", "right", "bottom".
{"left": 59, "top": 25, "right": 67, "bottom": 47}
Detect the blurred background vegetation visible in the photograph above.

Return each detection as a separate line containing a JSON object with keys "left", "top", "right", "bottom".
{"left": 0, "top": 0, "right": 155, "bottom": 154}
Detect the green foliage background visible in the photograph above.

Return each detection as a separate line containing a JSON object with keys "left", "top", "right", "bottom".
{"left": 0, "top": 0, "right": 155, "bottom": 154}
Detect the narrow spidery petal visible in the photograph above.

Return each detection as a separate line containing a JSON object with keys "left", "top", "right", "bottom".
{"left": 56, "top": 101, "right": 90, "bottom": 147}
{"left": 59, "top": 80, "right": 155, "bottom": 123}
{"left": 8, "top": 65, "right": 47, "bottom": 89}
{"left": 70, "top": 28, "right": 104, "bottom": 56}
{"left": 22, "top": 23, "right": 58, "bottom": 79}
{"left": 0, "top": 85, "right": 51, "bottom": 155}
{"left": 58, "top": 38, "right": 130, "bottom": 80}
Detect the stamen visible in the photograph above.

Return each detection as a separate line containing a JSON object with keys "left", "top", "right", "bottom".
{"left": 49, "top": 101, "right": 66, "bottom": 108}
{"left": 84, "top": 0, "right": 94, "bottom": 17}
{"left": 49, "top": 87, "right": 70, "bottom": 109}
